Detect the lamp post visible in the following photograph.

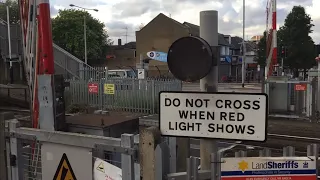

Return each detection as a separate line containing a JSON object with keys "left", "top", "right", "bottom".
{"left": 69, "top": 4, "right": 98, "bottom": 65}
{"left": 0, "top": 2, "right": 13, "bottom": 83}
{"left": 242, "top": 0, "right": 246, "bottom": 87}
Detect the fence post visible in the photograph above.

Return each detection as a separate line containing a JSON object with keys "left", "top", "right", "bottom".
{"left": 259, "top": 148, "right": 271, "bottom": 157}
{"left": 283, "top": 146, "right": 288, "bottom": 157}
{"left": 99, "top": 78, "right": 103, "bottom": 110}
{"left": 140, "top": 126, "right": 161, "bottom": 180}
{"left": 155, "top": 142, "right": 170, "bottom": 180}
{"left": 307, "top": 144, "right": 319, "bottom": 176}
{"left": 176, "top": 137, "right": 190, "bottom": 172}
{"left": 121, "top": 134, "right": 135, "bottom": 180}
{"left": 239, "top": 150, "right": 247, "bottom": 157}
{"left": 288, "top": 146, "right": 295, "bottom": 156}
{"left": 8, "top": 119, "right": 19, "bottom": 180}
{"left": 186, "top": 157, "right": 192, "bottom": 180}
{"left": 0, "top": 112, "right": 13, "bottom": 180}
{"left": 151, "top": 80, "right": 155, "bottom": 114}
{"left": 211, "top": 151, "right": 219, "bottom": 180}
{"left": 215, "top": 151, "right": 223, "bottom": 180}
{"left": 192, "top": 157, "right": 199, "bottom": 180}
{"left": 283, "top": 146, "right": 295, "bottom": 157}
{"left": 234, "top": 151, "right": 240, "bottom": 157}
{"left": 168, "top": 137, "right": 177, "bottom": 173}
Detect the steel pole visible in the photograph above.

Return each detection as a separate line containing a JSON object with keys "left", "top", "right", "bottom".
{"left": 199, "top": 10, "right": 219, "bottom": 180}
{"left": 241, "top": 0, "right": 246, "bottom": 87}
{"left": 84, "top": 15, "right": 87, "bottom": 64}
{"left": 318, "top": 55, "right": 320, "bottom": 113}
{"left": 6, "top": 6, "right": 13, "bottom": 83}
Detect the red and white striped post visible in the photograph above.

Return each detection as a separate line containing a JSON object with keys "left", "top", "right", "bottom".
{"left": 35, "top": 0, "right": 55, "bottom": 130}
{"left": 271, "top": 0, "right": 277, "bottom": 75}
{"left": 37, "top": 0, "right": 54, "bottom": 75}
{"left": 265, "top": 0, "right": 278, "bottom": 78}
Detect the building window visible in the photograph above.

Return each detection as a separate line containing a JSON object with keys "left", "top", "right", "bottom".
{"left": 225, "top": 47, "right": 230, "bottom": 55}
{"left": 220, "top": 46, "right": 226, "bottom": 55}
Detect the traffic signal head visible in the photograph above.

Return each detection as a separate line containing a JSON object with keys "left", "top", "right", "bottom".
{"left": 167, "top": 36, "right": 215, "bottom": 82}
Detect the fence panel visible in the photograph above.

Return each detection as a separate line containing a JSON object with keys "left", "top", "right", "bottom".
{"left": 18, "top": 140, "right": 42, "bottom": 180}
{"left": 3, "top": 119, "right": 137, "bottom": 180}
{"left": 65, "top": 77, "right": 182, "bottom": 114}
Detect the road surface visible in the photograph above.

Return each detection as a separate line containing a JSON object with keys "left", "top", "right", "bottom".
{"left": 182, "top": 83, "right": 261, "bottom": 93}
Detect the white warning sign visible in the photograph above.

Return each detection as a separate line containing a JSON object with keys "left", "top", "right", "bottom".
{"left": 159, "top": 91, "right": 268, "bottom": 141}
{"left": 94, "top": 158, "right": 122, "bottom": 180}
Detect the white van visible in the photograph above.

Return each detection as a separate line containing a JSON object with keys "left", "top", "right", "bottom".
{"left": 107, "top": 69, "right": 137, "bottom": 78}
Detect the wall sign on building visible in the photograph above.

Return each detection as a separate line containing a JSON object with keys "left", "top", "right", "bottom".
{"left": 146, "top": 51, "right": 168, "bottom": 62}
{"left": 221, "top": 156, "right": 317, "bottom": 180}
{"left": 159, "top": 91, "right": 268, "bottom": 141}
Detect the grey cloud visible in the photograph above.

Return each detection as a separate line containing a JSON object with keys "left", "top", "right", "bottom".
{"left": 218, "top": 19, "right": 242, "bottom": 35}
{"left": 173, "top": 0, "right": 212, "bottom": 3}
{"left": 113, "top": 0, "right": 161, "bottom": 18}
{"left": 50, "top": 5, "right": 58, "bottom": 17}
{"left": 106, "top": 0, "right": 319, "bottom": 43}
{"left": 278, "top": 0, "right": 313, "bottom": 7}
{"left": 52, "top": 0, "right": 107, "bottom": 9}
{"left": 105, "top": 20, "right": 139, "bottom": 38}
{"left": 311, "top": 18, "right": 320, "bottom": 43}
{"left": 161, "top": 0, "right": 219, "bottom": 16}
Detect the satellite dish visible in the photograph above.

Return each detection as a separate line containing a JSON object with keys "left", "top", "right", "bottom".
{"left": 167, "top": 36, "right": 214, "bottom": 82}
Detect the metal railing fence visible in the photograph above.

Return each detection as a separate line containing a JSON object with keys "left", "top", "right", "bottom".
{"left": 139, "top": 126, "right": 320, "bottom": 180}
{"left": 2, "top": 118, "right": 138, "bottom": 180}
{"left": 65, "top": 78, "right": 182, "bottom": 114}
{"left": 264, "top": 78, "right": 314, "bottom": 120}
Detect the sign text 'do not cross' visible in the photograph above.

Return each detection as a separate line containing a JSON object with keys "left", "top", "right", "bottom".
{"left": 167, "top": 36, "right": 214, "bottom": 82}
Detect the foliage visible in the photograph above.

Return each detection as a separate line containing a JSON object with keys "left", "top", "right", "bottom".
{"left": 256, "top": 6, "right": 316, "bottom": 76}
{"left": 280, "top": 6, "right": 316, "bottom": 75}
{"left": 66, "top": 103, "right": 90, "bottom": 114}
{"left": 255, "top": 31, "right": 267, "bottom": 66}
{"left": 0, "top": 0, "right": 20, "bottom": 24}
{"left": 52, "top": 9, "right": 112, "bottom": 65}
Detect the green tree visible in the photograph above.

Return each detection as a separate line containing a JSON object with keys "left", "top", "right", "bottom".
{"left": 281, "top": 6, "right": 316, "bottom": 77}
{"left": 255, "top": 27, "right": 286, "bottom": 66}
{"left": 52, "top": 9, "right": 112, "bottom": 65}
{"left": 255, "top": 31, "right": 267, "bottom": 66}
{"left": 0, "top": 0, "right": 20, "bottom": 24}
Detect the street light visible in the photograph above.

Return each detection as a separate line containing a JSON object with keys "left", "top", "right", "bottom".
{"left": 242, "top": 0, "right": 246, "bottom": 88}
{"left": 69, "top": 4, "right": 98, "bottom": 65}
{"left": 0, "top": 2, "right": 13, "bottom": 83}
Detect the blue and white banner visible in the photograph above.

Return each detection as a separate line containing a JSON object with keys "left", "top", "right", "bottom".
{"left": 147, "top": 51, "right": 168, "bottom": 62}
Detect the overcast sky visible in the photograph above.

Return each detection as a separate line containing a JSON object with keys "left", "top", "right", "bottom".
{"left": 50, "top": 0, "right": 320, "bottom": 45}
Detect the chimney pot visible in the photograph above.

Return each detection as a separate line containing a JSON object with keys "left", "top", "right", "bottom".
{"left": 118, "top": 39, "right": 122, "bottom": 46}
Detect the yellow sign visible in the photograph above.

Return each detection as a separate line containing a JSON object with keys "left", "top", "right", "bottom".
{"left": 96, "top": 161, "right": 105, "bottom": 173}
{"left": 104, "top": 84, "right": 115, "bottom": 94}
{"left": 53, "top": 153, "right": 77, "bottom": 180}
